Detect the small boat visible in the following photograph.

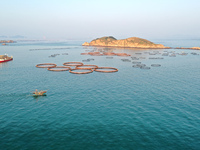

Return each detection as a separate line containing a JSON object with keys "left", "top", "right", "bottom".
{"left": 33, "top": 90, "right": 47, "bottom": 97}
{"left": 0, "top": 54, "right": 13, "bottom": 63}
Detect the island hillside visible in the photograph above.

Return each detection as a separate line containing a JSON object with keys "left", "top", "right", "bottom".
{"left": 82, "top": 36, "right": 169, "bottom": 49}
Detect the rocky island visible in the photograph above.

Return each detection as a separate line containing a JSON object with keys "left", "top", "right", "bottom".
{"left": 0, "top": 40, "right": 16, "bottom": 45}
{"left": 0, "top": 40, "right": 16, "bottom": 43}
{"left": 82, "top": 36, "right": 170, "bottom": 49}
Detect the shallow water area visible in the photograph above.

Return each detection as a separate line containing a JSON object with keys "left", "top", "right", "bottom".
{"left": 0, "top": 40, "right": 200, "bottom": 149}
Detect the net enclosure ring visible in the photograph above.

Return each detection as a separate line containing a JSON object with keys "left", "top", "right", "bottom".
{"left": 151, "top": 64, "right": 161, "bottom": 67}
{"left": 36, "top": 63, "right": 57, "bottom": 68}
{"left": 94, "top": 67, "right": 118, "bottom": 73}
{"left": 69, "top": 68, "right": 93, "bottom": 74}
{"left": 63, "top": 62, "right": 83, "bottom": 67}
{"left": 47, "top": 66, "right": 71, "bottom": 71}
{"left": 76, "top": 65, "right": 98, "bottom": 70}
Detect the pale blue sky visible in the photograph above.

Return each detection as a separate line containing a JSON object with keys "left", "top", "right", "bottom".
{"left": 1, "top": 0, "right": 200, "bottom": 40}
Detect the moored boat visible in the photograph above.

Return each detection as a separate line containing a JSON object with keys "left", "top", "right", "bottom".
{"left": 0, "top": 54, "right": 13, "bottom": 63}
{"left": 32, "top": 90, "right": 47, "bottom": 97}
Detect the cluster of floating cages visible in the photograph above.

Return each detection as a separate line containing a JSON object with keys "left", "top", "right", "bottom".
{"left": 79, "top": 48, "right": 200, "bottom": 72}
{"left": 120, "top": 57, "right": 162, "bottom": 70}
{"left": 49, "top": 53, "right": 68, "bottom": 57}
{"left": 143, "top": 50, "right": 192, "bottom": 58}
{"left": 36, "top": 62, "right": 118, "bottom": 74}
{"left": 81, "top": 52, "right": 131, "bottom": 57}
{"left": 161, "top": 52, "right": 189, "bottom": 56}
{"left": 191, "top": 52, "right": 199, "bottom": 55}
{"left": 132, "top": 63, "right": 161, "bottom": 69}
{"left": 83, "top": 48, "right": 199, "bottom": 58}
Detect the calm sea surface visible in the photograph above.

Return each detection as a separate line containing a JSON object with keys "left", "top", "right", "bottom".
{"left": 0, "top": 39, "right": 200, "bottom": 150}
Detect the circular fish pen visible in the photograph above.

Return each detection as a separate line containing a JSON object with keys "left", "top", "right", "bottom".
{"left": 63, "top": 62, "right": 83, "bottom": 67}
{"left": 132, "top": 64, "right": 146, "bottom": 68}
{"left": 82, "top": 59, "right": 90, "bottom": 62}
{"left": 121, "top": 59, "right": 131, "bottom": 62}
{"left": 140, "top": 66, "right": 151, "bottom": 69}
{"left": 47, "top": 66, "right": 71, "bottom": 71}
{"left": 94, "top": 67, "right": 118, "bottom": 73}
{"left": 140, "top": 57, "right": 146, "bottom": 59}
{"left": 69, "top": 68, "right": 93, "bottom": 74}
{"left": 151, "top": 64, "right": 161, "bottom": 67}
{"left": 36, "top": 63, "right": 57, "bottom": 68}
{"left": 76, "top": 65, "right": 98, "bottom": 70}
{"left": 132, "top": 61, "right": 141, "bottom": 64}
{"left": 87, "top": 58, "right": 95, "bottom": 61}
{"left": 106, "top": 57, "right": 113, "bottom": 59}
{"left": 131, "top": 57, "right": 139, "bottom": 60}
{"left": 132, "top": 65, "right": 141, "bottom": 68}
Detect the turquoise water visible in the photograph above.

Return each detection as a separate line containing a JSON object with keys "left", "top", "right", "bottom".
{"left": 0, "top": 40, "right": 200, "bottom": 150}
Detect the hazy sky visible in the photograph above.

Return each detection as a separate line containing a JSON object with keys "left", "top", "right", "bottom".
{"left": 1, "top": 0, "right": 200, "bottom": 40}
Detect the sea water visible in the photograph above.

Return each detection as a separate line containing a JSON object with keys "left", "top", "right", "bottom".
{"left": 0, "top": 39, "right": 200, "bottom": 150}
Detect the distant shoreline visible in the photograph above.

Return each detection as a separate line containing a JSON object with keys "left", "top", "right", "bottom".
{"left": 83, "top": 45, "right": 200, "bottom": 50}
